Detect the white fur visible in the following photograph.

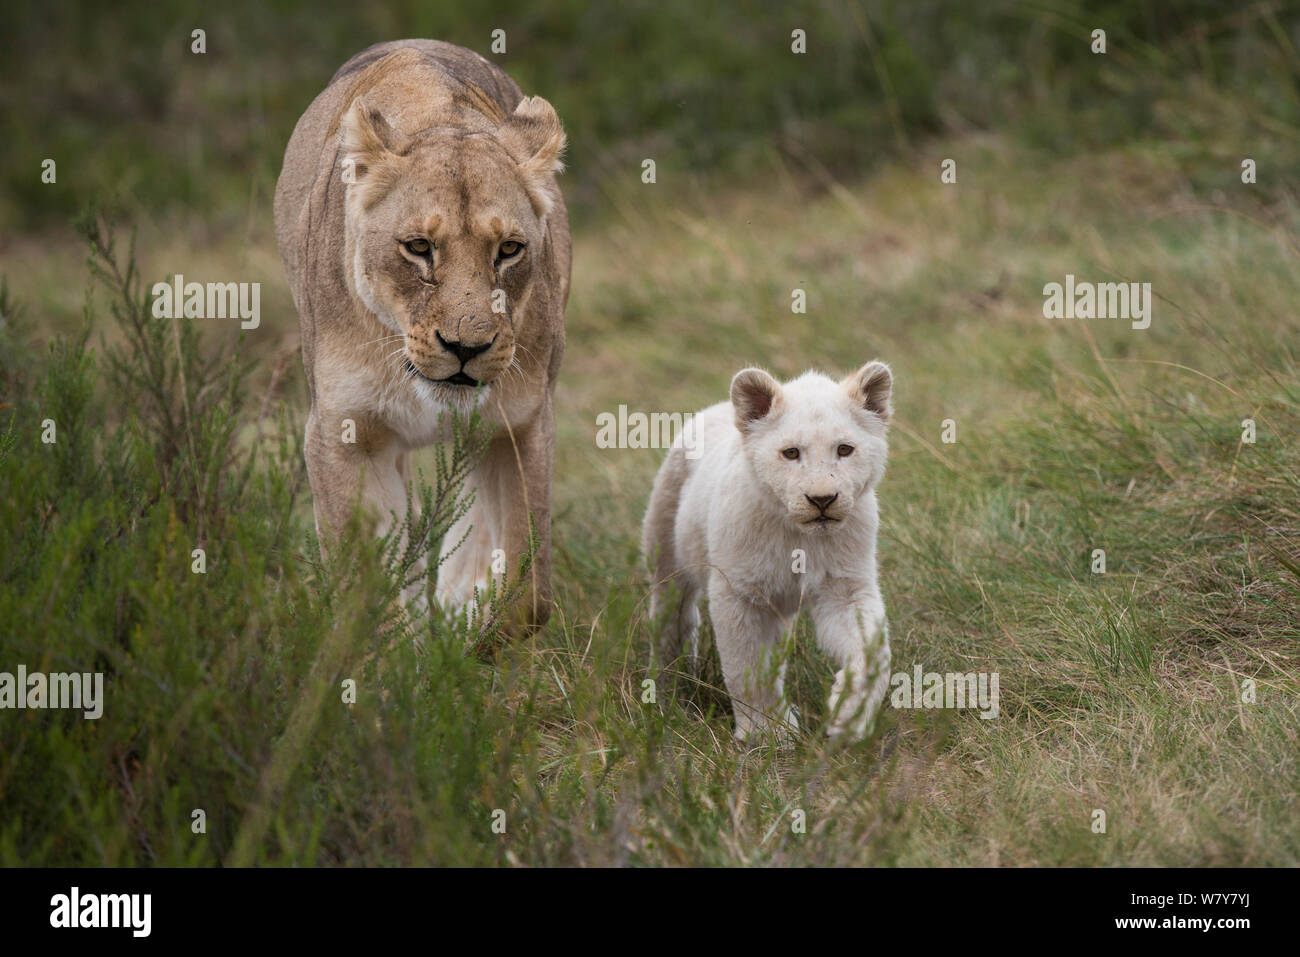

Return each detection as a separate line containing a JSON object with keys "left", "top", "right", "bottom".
{"left": 643, "top": 364, "right": 894, "bottom": 743}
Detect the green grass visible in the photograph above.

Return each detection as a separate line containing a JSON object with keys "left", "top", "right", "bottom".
{"left": 4, "top": 0, "right": 1299, "bottom": 230}
{"left": 2, "top": 127, "right": 1297, "bottom": 865}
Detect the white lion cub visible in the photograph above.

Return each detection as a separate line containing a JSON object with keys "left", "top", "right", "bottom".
{"left": 643, "top": 361, "right": 894, "bottom": 743}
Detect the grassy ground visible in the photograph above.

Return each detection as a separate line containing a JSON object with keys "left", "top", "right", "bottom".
{"left": 2, "top": 122, "right": 1297, "bottom": 865}
{"left": 548, "top": 137, "right": 1300, "bottom": 865}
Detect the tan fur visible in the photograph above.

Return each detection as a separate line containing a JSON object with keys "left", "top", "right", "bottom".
{"left": 274, "top": 40, "right": 570, "bottom": 634}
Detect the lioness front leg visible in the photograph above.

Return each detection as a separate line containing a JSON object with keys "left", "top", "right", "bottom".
{"left": 811, "top": 592, "right": 890, "bottom": 742}
{"left": 305, "top": 408, "right": 419, "bottom": 599}
{"left": 435, "top": 490, "right": 497, "bottom": 615}
{"left": 487, "top": 409, "right": 555, "bottom": 633}
{"left": 708, "top": 577, "right": 798, "bottom": 742}
{"left": 437, "top": 408, "right": 555, "bottom": 635}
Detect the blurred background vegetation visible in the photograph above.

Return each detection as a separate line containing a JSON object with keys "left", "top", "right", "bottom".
{"left": 3, "top": 0, "right": 1298, "bottom": 230}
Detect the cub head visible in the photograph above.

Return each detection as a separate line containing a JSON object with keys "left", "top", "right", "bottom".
{"left": 730, "top": 362, "right": 892, "bottom": 531}
{"left": 339, "top": 93, "right": 565, "bottom": 402}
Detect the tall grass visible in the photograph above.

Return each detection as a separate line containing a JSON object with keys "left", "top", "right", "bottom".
{"left": 0, "top": 215, "right": 531, "bottom": 865}
{"left": 4, "top": 129, "right": 1298, "bottom": 863}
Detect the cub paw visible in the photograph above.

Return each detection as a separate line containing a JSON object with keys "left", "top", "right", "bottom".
{"left": 826, "top": 670, "right": 877, "bottom": 742}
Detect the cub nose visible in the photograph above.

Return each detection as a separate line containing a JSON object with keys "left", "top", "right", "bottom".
{"left": 436, "top": 331, "right": 495, "bottom": 364}
{"left": 805, "top": 493, "right": 839, "bottom": 512}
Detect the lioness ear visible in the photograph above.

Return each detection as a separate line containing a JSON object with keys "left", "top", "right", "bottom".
{"left": 340, "top": 98, "right": 409, "bottom": 184}
{"left": 843, "top": 361, "right": 893, "bottom": 422}
{"left": 731, "top": 368, "right": 782, "bottom": 433}
{"left": 498, "top": 96, "right": 567, "bottom": 218}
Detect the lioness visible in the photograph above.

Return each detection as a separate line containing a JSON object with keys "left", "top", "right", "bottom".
{"left": 274, "top": 40, "right": 569, "bottom": 631}
{"left": 643, "top": 363, "right": 894, "bottom": 742}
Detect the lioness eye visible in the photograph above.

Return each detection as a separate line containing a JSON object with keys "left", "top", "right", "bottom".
{"left": 782, "top": 448, "right": 800, "bottom": 461}
{"left": 403, "top": 239, "right": 432, "bottom": 256}
{"left": 499, "top": 240, "right": 523, "bottom": 258}
{"left": 837, "top": 444, "right": 855, "bottom": 457}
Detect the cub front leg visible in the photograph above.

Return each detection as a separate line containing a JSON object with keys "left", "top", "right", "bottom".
{"left": 707, "top": 576, "right": 798, "bottom": 742}
{"left": 811, "top": 591, "right": 890, "bottom": 742}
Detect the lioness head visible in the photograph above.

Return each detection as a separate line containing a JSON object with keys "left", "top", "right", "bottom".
{"left": 339, "top": 93, "right": 565, "bottom": 401}
{"left": 730, "top": 362, "right": 892, "bottom": 531}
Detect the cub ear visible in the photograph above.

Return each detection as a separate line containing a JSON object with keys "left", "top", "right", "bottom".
{"left": 730, "top": 368, "right": 782, "bottom": 433}
{"left": 842, "top": 360, "right": 893, "bottom": 422}
{"left": 339, "top": 98, "right": 409, "bottom": 184}
{"left": 497, "top": 96, "right": 567, "bottom": 218}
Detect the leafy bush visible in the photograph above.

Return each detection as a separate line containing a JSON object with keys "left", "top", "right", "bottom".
{"left": 0, "top": 216, "right": 533, "bottom": 864}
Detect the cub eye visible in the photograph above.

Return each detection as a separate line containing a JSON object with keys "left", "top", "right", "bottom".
{"left": 837, "top": 444, "right": 855, "bottom": 457}
{"left": 498, "top": 240, "right": 524, "bottom": 258}
{"left": 402, "top": 239, "right": 432, "bottom": 257}
{"left": 781, "top": 448, "right": 800, "bottom": 461}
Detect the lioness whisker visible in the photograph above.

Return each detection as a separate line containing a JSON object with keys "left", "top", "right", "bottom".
{"left": 362, "top": 333, "right": 408, "bottom": 348}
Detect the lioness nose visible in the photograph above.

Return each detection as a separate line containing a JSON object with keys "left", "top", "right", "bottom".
{"left": 806, "top": 493, "right": 838, "bottom": 512}
{"left": 436, "top": 331, "right": 495, "bottom": 364}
